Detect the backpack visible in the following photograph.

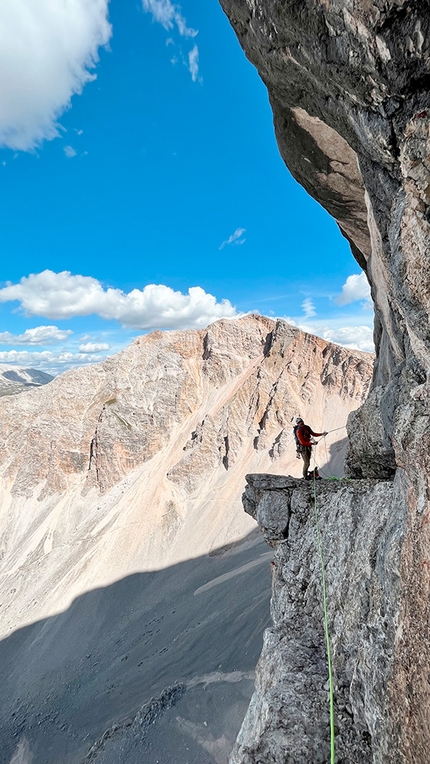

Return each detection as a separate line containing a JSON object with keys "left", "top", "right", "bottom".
{"left": 294, "top": 423, "right": 312, "bottom": 450}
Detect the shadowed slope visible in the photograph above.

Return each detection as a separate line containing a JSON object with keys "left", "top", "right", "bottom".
{"left": 1, "top": 531, "right": 270, "bottom": 764}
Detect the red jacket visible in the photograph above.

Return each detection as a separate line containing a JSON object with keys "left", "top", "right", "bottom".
{"left": 296, "top": 423, "right": 323, "bottom": 447}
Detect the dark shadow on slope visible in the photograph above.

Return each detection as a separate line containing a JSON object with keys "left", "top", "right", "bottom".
{"left": 316, "top": 436, "right": 349, "bottom": 479}
{"left": 0, "top": 531, "right": 271, "bottom": 764}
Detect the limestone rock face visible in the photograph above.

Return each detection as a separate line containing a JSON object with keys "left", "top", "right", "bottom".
{"left": 218, "top": 1, "right": 430, "bottom": 761}
{"left": 0, "top": 316, "right": 371, "bottom": 505}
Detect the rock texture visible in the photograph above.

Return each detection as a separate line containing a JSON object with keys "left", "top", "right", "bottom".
{"left": 0, "top": 316, "right": 371, "bottom": 763}
{"left": 0, "top": 317, "right": 370, "bottom": 507}
{"left": 232, "top": 474, "right": 405, "bottom": 764}
{"left": 218, "top": 1, "right": 430, "bottom": 761}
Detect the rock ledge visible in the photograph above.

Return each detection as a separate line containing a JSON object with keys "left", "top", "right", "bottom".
{"left": 231, "top": 472, "right": 404, "bottom": 763}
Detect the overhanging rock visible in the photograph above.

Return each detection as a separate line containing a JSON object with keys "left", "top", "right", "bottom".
{"left": 220, "top": 1, "right": 430, "bottom": 759}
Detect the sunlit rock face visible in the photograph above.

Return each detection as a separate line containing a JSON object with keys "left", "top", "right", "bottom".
{"left": 0, "top": 316, "right": 370, "bottom": 507}
{"left": 219, "top": 1, "right": 430, "bottom": 761}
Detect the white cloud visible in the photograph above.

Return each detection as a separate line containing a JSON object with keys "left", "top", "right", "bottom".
{"left": 142, "top": 0, "right": 197, "bottom": 38}
{"left": 219, "top": 228, "right": 246, "bottom": 250}
{"left": 0, "top": 0, "right": 111, "bottom": 151}
{"left": 336, "top": 272, "right": 372, "bottom": 307}
{"left": 0, "top": 270, "right": 239, "bottom": 330}
{"left": 320, "top": 326, "right": 374, "bottom": 353}
{"left": 64, "top": 145, "right": 77, "bottom": 158}
{"left": 0, "top": 325, "right": 72, "bottom": 345}
{"left": 0, "top": 349, "right": 107, "bottom": 375}
{"left": 79, "top": 342, "right": 110, "bottom": 353}
{"left": 142, "top": 0, "right": 198, "bottom": 81}
{"left": 188, "top": 45, "right": 199, "bottom": 82}
{"left": 295, "top": 316, "right": 374, "bottom": 353}
{"left": 301, "top": 297, "right": 316, "bottom": 319}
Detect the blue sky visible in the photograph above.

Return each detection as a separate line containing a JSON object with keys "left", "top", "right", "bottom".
{"left": 0, "top": 0, "right": 373, "bottom": 375}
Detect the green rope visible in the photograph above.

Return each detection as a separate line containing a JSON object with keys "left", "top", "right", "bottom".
{"left": 312, "top": 469, "right": 335, "bottom": 763}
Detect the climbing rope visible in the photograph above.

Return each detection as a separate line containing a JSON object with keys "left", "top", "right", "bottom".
{"left": 312, "top": 451, "right": 335, "bottom": 763}
{"left": 317, "top": 424, "right": 348, "bottom": 479}
{"left": 320, "top": 434, "right": 337, "bottom": 479}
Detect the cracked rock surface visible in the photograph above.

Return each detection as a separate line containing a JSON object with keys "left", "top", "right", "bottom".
{"left": 232, "top": 474, "right": 405, "bottom": 764}
{"left": 219, "top": 1, "right": 430, "bottom": 760}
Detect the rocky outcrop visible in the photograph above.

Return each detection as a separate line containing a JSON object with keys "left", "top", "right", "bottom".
{"left": 218, "top": 1, "right": 430, "bottom": 761}
{"left": 232, "top": 474, "right": 405, "bottom": 764}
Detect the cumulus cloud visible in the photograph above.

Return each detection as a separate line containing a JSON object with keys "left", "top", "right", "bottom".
{"left": 219, "top": 228, "right": 246, "bottom": 250}
{"left": 64, "top": 145, "right": 77, "bottom": 158}
{"left": 336, "top": 272, "right": 372, "bottom": 307}
{"left": 301, "top": 297, "right": 316, "bottom": 319}
{"left": 0, "top": 349, "right": 107, "bottom": 375}
{"left": 0, "top": 0, "right": 111, "bottom": 151}
{"left": 142, "top": 0, "right": 197, "bottom": 37}
{"left": 0, "top": 270, "right": 239, "bottom": 330}
{"left": 79, "top": 342, "right": 110, "bottom": 353}
{"left": 0, "top": 325, "right": 72, "bottom": 345}
{"left": 321, "top": 326, "right": 374, "bottom": 353}
{"left": 296, "top": 317, "right": 374, "bottom": 353}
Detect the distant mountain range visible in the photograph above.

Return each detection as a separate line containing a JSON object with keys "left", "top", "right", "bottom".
{"left": 0, "top": 364, "right": 53, "bottom": 397}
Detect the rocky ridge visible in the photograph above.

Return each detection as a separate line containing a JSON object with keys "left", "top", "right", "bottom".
{"left": 218, "top": 0, "right": 430, "bottom": 761}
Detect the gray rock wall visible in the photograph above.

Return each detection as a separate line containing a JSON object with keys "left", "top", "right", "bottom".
{"left": 220, "top": 0, "right": 430, "bottom": 475}
{"left": 231, "top": 474, "right": 406, "bottom": 763}
{"left": 219, "top": 1, "right": 430, "bottom": 760}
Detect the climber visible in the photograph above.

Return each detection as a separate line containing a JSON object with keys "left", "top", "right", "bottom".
{"left": 294, "top": 417, "right": 327, "bottom": 479}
